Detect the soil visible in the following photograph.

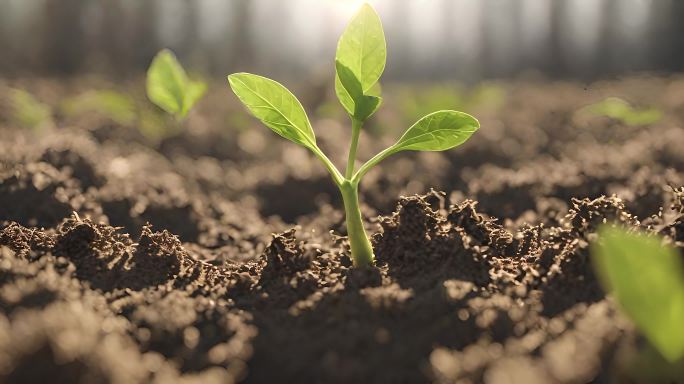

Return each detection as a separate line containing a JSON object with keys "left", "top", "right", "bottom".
{"left": 1, "top": 75, "right": 684, "bottom": 383}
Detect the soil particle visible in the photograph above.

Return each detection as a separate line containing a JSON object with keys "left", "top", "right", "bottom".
{"left": 662, "top": 186, "right": 684, "bottom": 244}
{"left": 566, "top": 195, "right": 639, "bottom": 236}
{"left": 374, "top": 194, "right": 491, "bottom": 291}
{"left": 251, "top": 229, "right": 319, "bottom": 308}
{"left": 0, "top": 222, "right": 55, "bottom": 260}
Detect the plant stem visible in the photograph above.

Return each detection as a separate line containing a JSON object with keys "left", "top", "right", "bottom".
{"left": 345, "top": 118, "right": 362, "bottom": 179}
{"left": 313, "top": 147, "right": 344, "bottom": 186}
{"left": 339, "top": 180, "right": 375, "bottom": 267}
{"left": 352, "top": 144, "right": 396, "bottom": 184}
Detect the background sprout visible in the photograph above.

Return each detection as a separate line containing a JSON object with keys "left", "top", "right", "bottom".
{"left": 146, "top": 49, "right": 207, "bottom": 121}
{"left": 583, "top": 97, "right": 662, "bottom": 126}
{"left": 9, "top": 88, "right": 53, "bottom": 133}
{"left": 396, "top": 83, "right": 506, "bottom": 124}
{"left": 61, "top": 90, "right": 136, "bottom": 126}
{"left": 228, "top": 3, "right": 479, "bottom": 267}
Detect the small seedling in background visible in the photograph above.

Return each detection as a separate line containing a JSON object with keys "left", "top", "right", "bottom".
{"left": 146, "top": 49, "right": 207, "bottom": 121}
{"left": 591, "top": 226, "right": 684, "bottom": 363}
{"left": 583, "top": 97, "right": 662, "bottom": 126}
{"left": 228, "top": 3, "right": 479, "bottom": 267}
{"left": 61, "top": 90, "right": 136, "bottom": 126}
{"left": 8, "top": 88, "right": 53, "bottom": 132}
{"left": 397, "top": 83, "right": 505, "bottom": 124}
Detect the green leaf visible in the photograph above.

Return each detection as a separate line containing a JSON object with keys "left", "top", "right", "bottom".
{"left": 591, "top": 226, "right": 684, "bottom": 362}
{"left": 228, "top": 73, "right": 317, "bottom": 150}
{"left": 335, "top": 60, "right": 381, "bottom": 121}
{"left": 336, "top": 3, "right": 386, "bottom": 91}
{"left": 146, "top": 49, "right": 206, "bottom": 119}
{"left": 335, "top": 3, "right": 386, "bottom": 117}
{"left": 352, "top": 110, "right": 479, "bottom": 182}
{"left": 182, "top": 80, "right": 207, "bottom": 117}
{"left": 392, "top": 110, "right": 479, "bottom": 152}
{"left": 334, "top": 73, "right": 356, "bottom": 117}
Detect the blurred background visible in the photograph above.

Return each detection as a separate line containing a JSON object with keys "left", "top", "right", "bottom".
{"left": 1, "top": 0, "right": 683, "bottom": 81}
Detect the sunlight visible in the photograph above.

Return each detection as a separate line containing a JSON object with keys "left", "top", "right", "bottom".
{"left": 327, "top": 0, "right": 371, "bottom": 21}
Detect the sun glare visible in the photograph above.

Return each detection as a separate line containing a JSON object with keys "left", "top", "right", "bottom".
{"left": 328, "top": 0, "right": 371, "bottom": 21}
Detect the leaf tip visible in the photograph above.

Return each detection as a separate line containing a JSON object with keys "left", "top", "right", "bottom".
{"left": 359, "top": 2, "right": 378, "bottom": 15}
{"left": 440, "top": 110, "right": 481, "bottom": 131}
{"left": 227, "top": 73, "right": 248, "bottom": 89}
{"left": 158, "top": 47, "right": 174, "bottom": 57}
{"left": 151, "top": 48, "right": 177, "bottom": 66}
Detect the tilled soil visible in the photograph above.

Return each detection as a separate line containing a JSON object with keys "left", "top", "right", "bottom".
{"left": 1, "top": 76, "right": 684, "bottom": 383}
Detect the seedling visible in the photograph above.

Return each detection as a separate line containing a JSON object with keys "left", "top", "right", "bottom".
{"left": 146, "top": 49, "right": 207, "bottom": 121}
{"left": 9, "top": 88, "right": 53, "bottom": 132}
{"left": 61, "top": 90, "right": 136, "bottom": 126}
{"left": 228, "top": 3, "right": 479, "bottom": 267}
{"left": 397, "top": 83, "right": 505, "bottom": 124}
{"left": 582, "top": 97, "right": 662, "bottom": 126}
{"left": 592, "top": 226, "right": 684, "bottom": 362}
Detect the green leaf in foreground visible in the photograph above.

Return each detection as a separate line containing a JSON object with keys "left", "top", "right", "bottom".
{"left": 336, "top": 3, "right": 386, "bottom": 92}
{"left": 392, "top": 110, "right": 480, "bottom": 152}
{"left": 228, "top": 73, "right": 317, "bottom": 150}
{"left": 353, "top": 110, "right": 479, "bottom": 182}
{"left": 335, "top": 61, "right": 381, "bottom": 121}
{"left": 591, "top": 226, "right": 684, "bottom": 362}
{"left": 146, "top": 49, "right": 206, "bottom": 119}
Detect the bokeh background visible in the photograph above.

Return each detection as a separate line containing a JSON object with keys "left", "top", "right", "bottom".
{"left": 1, "top": 0, "right": 683, "bottom": 81}
{"left": 1, "top": 3, "right": 684, "bottom": 382}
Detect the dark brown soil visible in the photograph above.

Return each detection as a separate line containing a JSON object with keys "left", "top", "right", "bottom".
{"left": 1, "top": 76, "right": 684, "bottom": 383}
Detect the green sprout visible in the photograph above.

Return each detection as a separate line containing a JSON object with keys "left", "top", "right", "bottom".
{"left": 61, "top": 90, "right": 136, "bottom": 126}
{"left": 584, "top": 97, "right": 662, "bottom": 126}
{"left": 146, "top": 49, "right": 207, "bottom": 121}
{"left": 397, "top": 83, "right": 505, "bottom": 124}
{"left": 9, "top": 88, "right": 53, "bottom": 132}
{"left": 591, "top": 226, "right": 684, "bottom": 362}
{"left": 228, "top": 3, "right": 479, "bottom": 267}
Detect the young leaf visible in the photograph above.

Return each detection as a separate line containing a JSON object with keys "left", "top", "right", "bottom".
{"left": 334, "top": 75, "right": 356, "bottom": 117}
{"left": 335, "top": 61, "right": 381, "bottom": 121}
{"left": 591, "top": 226, "right": 684, "bottom": 362}
{"left": 336, "top": 3, "right": 386, "bottom": 91}
{"left": 353, "top": 110, "right": 479, "bottom": 182}
{"left": 146, "top": 49, "right": 206, "bottom": 120}
{"left": 335, "top": 3, "right": 386, "bottom": 118}
{"left": 392, "top": 110, "right": 479, "bottom": 152}
{"left": 228, "top": 73, "right": 317, "bottom": 150}
{"left": 182, "top": 80, "right": 207, "bottom": 117}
